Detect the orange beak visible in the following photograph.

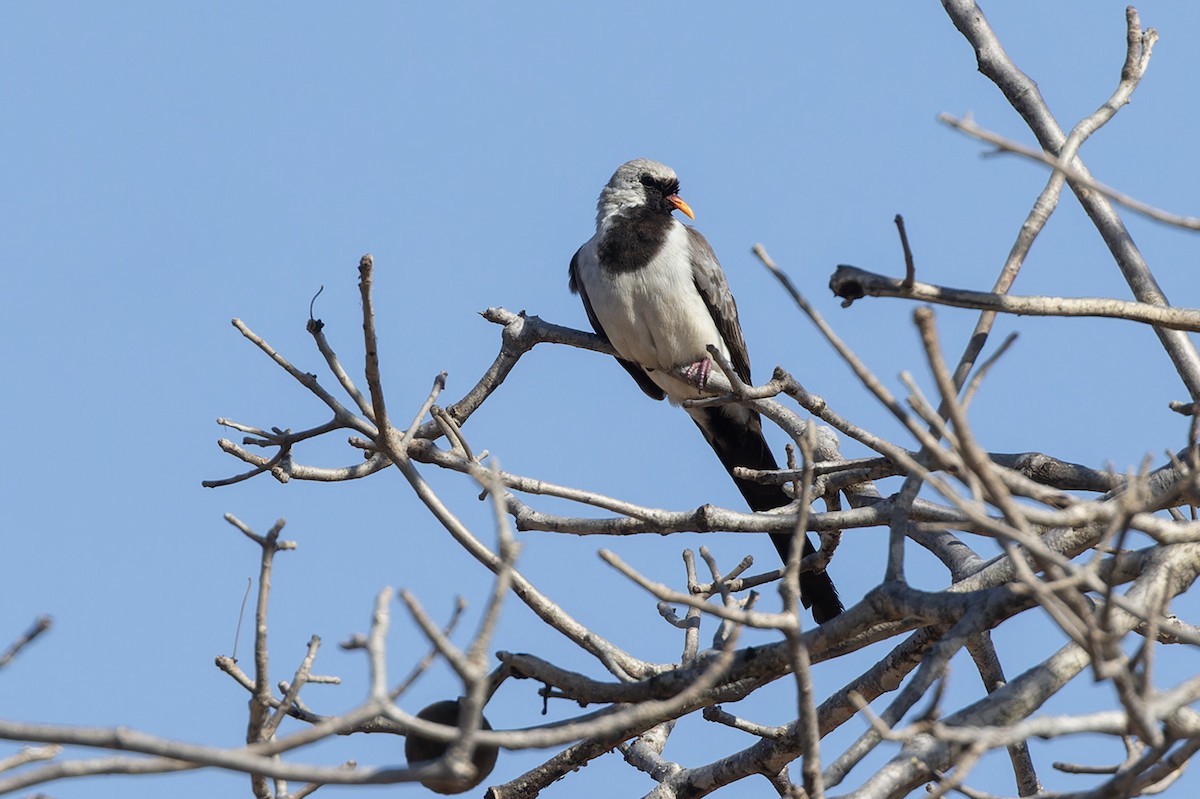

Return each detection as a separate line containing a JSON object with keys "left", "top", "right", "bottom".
{"left": 668, "top": 195, "right": 695, "bottom": 220}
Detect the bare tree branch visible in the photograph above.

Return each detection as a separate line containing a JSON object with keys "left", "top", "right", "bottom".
{"left": 829, "top": 265, "right": 1200, "bottom": 333}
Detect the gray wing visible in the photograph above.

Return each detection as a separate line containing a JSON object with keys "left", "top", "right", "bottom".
{"left": 569, "top": 246, "right": 667, "bottom": 401}
{"left": 686, "top": 227, "right": 753, "bottom": 385}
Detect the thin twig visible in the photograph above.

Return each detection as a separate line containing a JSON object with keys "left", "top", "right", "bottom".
{"left": 0, "top": 616, "right": 52, "bottom": 670}
{"left": 829, "top": 266, "right": 1200, "bottom": 333}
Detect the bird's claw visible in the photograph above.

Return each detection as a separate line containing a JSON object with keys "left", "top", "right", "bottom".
{"left": 682, "top": 358, "right": 712, "bottom": 390}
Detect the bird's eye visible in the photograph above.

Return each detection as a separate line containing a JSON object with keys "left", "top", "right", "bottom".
{"left": 639, "top": 175, "right": 656, "bottom": 189}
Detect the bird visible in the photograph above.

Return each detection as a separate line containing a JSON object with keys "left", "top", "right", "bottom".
{"left": 404, "top": 699, "right": 498, "bottom": 794}
{"left": 568, "top": 158, "right": 843, "bottom": 623}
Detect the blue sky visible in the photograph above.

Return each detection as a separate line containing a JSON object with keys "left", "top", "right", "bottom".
{"left": 3, "top": 3, "right": 1199, "bottom": 797}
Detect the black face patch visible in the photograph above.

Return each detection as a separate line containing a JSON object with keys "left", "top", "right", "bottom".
{"left": 597, "top": 170, "right": 684, "bottom": 272}
{"left": 638, "top": 173, "right": 682, "bottom": 206}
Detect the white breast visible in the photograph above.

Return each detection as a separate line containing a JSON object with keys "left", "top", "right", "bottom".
{"left": 578, "top": 221, "right": 731, "bottom": 404}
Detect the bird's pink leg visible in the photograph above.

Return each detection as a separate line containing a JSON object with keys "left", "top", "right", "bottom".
{"left": 681, "top": 357, "right": 712, "bottom": 390}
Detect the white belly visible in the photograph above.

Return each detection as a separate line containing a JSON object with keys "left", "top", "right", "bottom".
{"left": 581, "top": 223, "right": 731, "bottom": 403}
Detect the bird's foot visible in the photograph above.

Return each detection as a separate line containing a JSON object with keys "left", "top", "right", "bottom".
{"left": 681, "top": 358, "right": 712, "bottom": 390}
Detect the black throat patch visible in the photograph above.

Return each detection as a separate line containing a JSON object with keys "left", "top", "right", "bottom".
{"left": 598, "top": 207, "right": 675, "bottom": 274}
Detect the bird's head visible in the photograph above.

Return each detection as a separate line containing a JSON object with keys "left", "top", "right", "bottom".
{"left": 596, "top": 158, "right": 695, "bottom": 225}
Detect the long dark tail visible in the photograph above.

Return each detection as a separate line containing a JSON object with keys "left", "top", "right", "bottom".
{"left": 688, "top": 405, "right": 843, "bottom": 624}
